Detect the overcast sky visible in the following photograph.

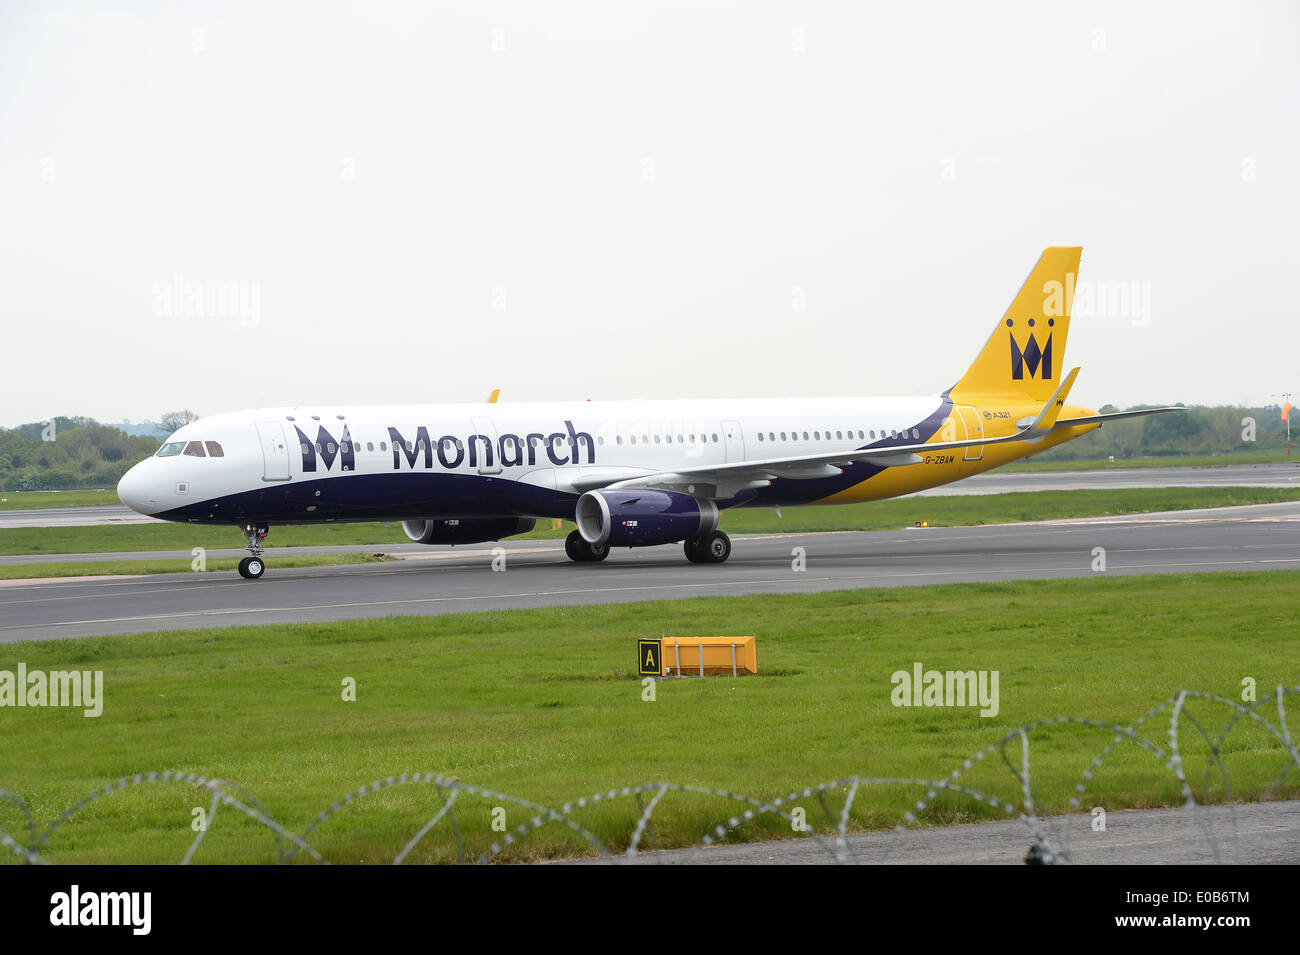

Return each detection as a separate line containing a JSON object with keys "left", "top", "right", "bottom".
{"left": 1, "top": 1, "right": 1297, "bottom": 427}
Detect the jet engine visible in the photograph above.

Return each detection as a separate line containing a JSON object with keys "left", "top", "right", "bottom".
{"left": 575, "top": 489, "right": 718, "bottom": 547}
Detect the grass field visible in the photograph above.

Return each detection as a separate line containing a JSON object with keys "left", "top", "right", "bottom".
{"left": 2, "top": 571, "right": 1296, "bottom": 864}
{"left": 2, "top": 487, "right": 1298, "bottom": 561}
{"left": 1001, "top": 451, "right": 1296, "bottom": 471}
{"left": 0, "top": 489, "right": 120, "bottom": 509}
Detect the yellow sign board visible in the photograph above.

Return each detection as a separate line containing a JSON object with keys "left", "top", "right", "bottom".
{"left": 639, "top": 636, "right": 757, "bottom": 677}
{"left": 637, "top": 639, "right": 661, "bottom": 676}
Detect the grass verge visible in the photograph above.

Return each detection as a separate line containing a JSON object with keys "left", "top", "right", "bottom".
{"left": 1, "top": 571, "right": 1296, "bottom": 863}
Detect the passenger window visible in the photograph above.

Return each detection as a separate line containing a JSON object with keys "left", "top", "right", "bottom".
{"left": 757, "top": 433, "right": 764, "bottom": 441}
{"left": 205, "top": 441, "right": 224, "bottom": 457}
{"left": 617, "top": 436, "right": 623, "bottom": 445}
{"left": 836, "top": 431, "right": 842, "bottom": 439}
{"left": 367, "top": 442, "right": 374, "bottom": 452}
{"left": 712, "top": 434, "right": 719, "bottom": 442}
{"left": 814, "top": 431, "right": 820, "bottom": 439}
{"left": 913, "top": 428, "right": 920, "bottom": 439}
{"left": 380, "top": 442, "right": 387, "bottom": 451}
{"left": 314, "top": 443, "right": 323, "bottom": 453}
{"left": 301, "top": 443, "right": 311, "bottom": 454}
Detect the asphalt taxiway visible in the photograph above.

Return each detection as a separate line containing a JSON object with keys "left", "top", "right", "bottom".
{"left": 2, "top": 500, "right": 1297, "bottom": 643}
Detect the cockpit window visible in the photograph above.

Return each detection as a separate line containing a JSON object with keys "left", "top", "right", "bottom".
{"left": 183, "top": 441, "right": 206, "bottom": 457}
{"left": 156, "top": 442, "right": 185, "bottom": 457}
{"left": 205, "top": 441, "right": 224, "bottom": 457}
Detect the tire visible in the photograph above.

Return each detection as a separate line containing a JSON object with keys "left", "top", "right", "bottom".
{"left": 683, "top": 537, "right": 704, "bottom": 563}
{"left": 237, "top": 557, "right": 251, "bottom": 579}
{"left": 588, "top": 541, "right": 610, "bottom": 562}
{"left": 244, "top": 557, "right": 265, "bottom": 579}
{"left": 700, "top": 530, "right": 731, "bottom": 563}
{"left": 564, "top": 530, "right": 589, "bottom": 562}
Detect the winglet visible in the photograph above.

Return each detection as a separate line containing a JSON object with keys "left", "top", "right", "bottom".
{"left": 1023, "top": 366, "right": 1080, "bottom": 436}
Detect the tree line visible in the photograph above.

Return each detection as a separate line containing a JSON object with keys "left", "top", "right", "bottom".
{"left": 1, "top": 412, "right": 196, "bottom": 491}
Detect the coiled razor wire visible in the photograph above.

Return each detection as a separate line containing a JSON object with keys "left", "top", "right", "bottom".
{"left": 1, "top": 686, "right": 1296, "bottom": 865}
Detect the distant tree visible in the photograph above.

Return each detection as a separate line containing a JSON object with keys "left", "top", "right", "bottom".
{"left": 157, "top": 410, "right": 199, "bottom": 437}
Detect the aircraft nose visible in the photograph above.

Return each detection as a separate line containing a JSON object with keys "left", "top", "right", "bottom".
{"left": 117, "top": 461, "right": 159, "bottom": 515}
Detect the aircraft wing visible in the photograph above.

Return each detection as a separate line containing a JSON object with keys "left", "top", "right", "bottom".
{"left": 592, "top": 378, "right": 1184, "bottom": 500}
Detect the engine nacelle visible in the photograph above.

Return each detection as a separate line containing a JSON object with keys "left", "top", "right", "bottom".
{"left": 576, "top": 489, "right": 719, "bottom": 548}
{"left": 401, "top": 517, "right": 536, "bottom": 545}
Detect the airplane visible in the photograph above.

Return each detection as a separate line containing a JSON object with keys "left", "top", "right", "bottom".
{"left": 117, "top": 247, "right": 1180, "bottom": 579}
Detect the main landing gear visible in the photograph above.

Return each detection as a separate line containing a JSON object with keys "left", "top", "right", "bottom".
{"left": 564, "top": 530, "right": 610, "bottom": 563}
{"left": 561, "top": 529, "right": 732, "bottom": 564}
{"left": 684, "top": 530, "right": 731, "bottom": 564}
{"left": 237, "top": 523, "right": 269, "bottom": 579}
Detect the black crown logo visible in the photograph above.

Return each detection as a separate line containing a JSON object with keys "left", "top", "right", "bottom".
{"left": 1008, "top": 318, "right": 1053, "bottom": 380}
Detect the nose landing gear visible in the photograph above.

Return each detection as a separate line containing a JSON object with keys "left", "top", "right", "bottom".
{"left": 238, "top": 523, "right": 269, "bottom": 579}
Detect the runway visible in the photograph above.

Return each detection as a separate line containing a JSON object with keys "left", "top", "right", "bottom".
{"left": 2, "top": 462, "right": 1296, "bottom": 528}
{"left": 3, "top": 500, "right": 1297, "bottom": 643}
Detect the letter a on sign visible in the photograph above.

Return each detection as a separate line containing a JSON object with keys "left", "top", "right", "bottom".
{"left": 638, "top": 639, "right": 662, "bottom": 676}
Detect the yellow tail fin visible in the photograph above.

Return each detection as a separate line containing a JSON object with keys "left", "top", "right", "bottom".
{"left": 949, "top": 247, "right": 1082, "bottom": 403}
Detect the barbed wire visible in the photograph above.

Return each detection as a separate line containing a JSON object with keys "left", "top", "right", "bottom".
{"left": 2, "top": 686, "right": 1296, "bottom": 865}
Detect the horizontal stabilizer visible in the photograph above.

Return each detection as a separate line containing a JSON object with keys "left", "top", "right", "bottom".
{"left": 1054, "top": 406, "right": 1185, "bottom": 427}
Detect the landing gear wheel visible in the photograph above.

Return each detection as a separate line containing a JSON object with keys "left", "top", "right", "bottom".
{"left": 238, "top": 556, "right": 265, "bottom": 579}
{"left": 565, "top": 530, "right": 610, "bottom": 563}
{"left": 683, "top": 537, "right": 705, "bottom": 563}
{"left": 238, "top": 522, "right": 270, "bottom": 579}
{"left": 565, "top": 530, "right": 587, "bottom": 562}
{"left": 698, "top": 530, "right": 731, "bottom": 563}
